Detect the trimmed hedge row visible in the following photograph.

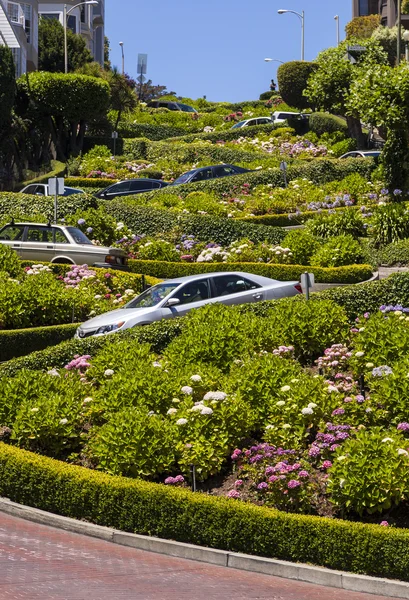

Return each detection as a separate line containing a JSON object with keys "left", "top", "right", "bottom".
{"left": 64, "top": 177, "right": 115, "bottom": 188}
{"left": 117, "top": 122, "right": 187, "bottom": 140}
{"left": 127, "top": 260, "right": 373, "bottom": 284}
{"left": 0, "top": 443, "right": 408, "bottom": 580}
{"left": 108, "top": 158, "right": 376, "bottom": 204}
{"left": 141, "top": 141, "right": 269, "bottom": 165}
{"left": 0, "top": 192, "right": 97, "bottom": 221}
{"left": 104, "top": 205, "right": 286, "bottom": 245}
{"left": 0, "top": 318, "right": 183, "bottom": 377}
{"left": 17, "top": 161, "right": 66, "bottom": 190}
{"left": 0, "top": 323, "right": 78, "bottom": 362}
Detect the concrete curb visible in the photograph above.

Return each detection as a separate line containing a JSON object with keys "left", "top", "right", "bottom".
{"left": 1, "top": 497, "right": 409, "bottom": 598}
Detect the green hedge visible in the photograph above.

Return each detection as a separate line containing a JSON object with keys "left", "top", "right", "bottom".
{"left": 104, "top": 205, "right": 286, "bottom": 245}
{"left": 127, "top": 260, "right": 373, "bottom": 284}
{"left": 0, "top": 443, "right": 409, "bottom": 580}
{"left": 159, "top": 123, "right": 281, "bottom": 144}
{"left": 308, "top": 113, "right": 348, "bottom": 136}
{"left": 17, "top": 161, "right": 66, "bottom": 190}
{"left": 0, "top": 192, "right": 97, "bottom": 221}
{"left": 118, "top": 122, "right": 187, "bottom": 140}
{"left": 64, "top": 177, "right": 116, "bottom": 188}
{"left": 110, "top": 158, "right": 376, "bottom": 204}
{"left": 0, "top": 323, "right": 78, "bottom": 362}
{"left": 0, "top": 318, "right": 183, "bottom": 378}
{"left": 142, "top": 141, "right": 269, "bottom": 165}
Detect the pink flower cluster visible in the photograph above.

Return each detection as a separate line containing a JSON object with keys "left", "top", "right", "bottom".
{"left": 164, "top": 475, "right": 185, "bottom": 485}
{"left": 64, "top": 265, "right": 96, "bottom": 288}
{"left": 272, "top": 345, "right": 294, "bottom": 356}
{"left": 64, "top": 354, "right": 91, "bottom": 372}
{"left": 316, "top": 344, "right": 352, "bottom": 371}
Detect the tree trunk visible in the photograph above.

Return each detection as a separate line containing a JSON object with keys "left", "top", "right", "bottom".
{"left": 346, "top": 115, "right": 366, "bottom": 149}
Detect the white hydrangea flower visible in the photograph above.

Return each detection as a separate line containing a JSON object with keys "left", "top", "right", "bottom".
{"left": 47, "top": 368, "right": 60, "bottom": 377}
{"left": 398, "top": 449, "right": 409, "bottom": 456}
{"left": 276, "top": 401, "right": 286, "bottom": 407}
{"left": 301, "top": 407, "right": 314, "bottom": 415}
{"left": 308, "top": 402, "right": 317, "bottom": 409}
{"left": 280, "top": 385, "right": 291, "bottom": 392}
{"left": 181, "top": 386, "right": 193, "bottom": 395}
{"left": 381, "top": 437, "right": 394, "bottom": 443}
{"left": 282, "top": 424, "right": 291, "bottom": 429}
{"left": 167, "top": 408, "right": 177, "bottom": 415}
{"left": 190, "top": 404, "right": 203, "bottom": 412}
{"left": 59, "top": 418, "right": 68, "bottom": 425}
{"left": 83, "top": 397, "right": 93, "bottom": 404}
{"left": 190, "top": 375, "right": 202, "bottom": 382}
{"left": 104, "top": 369, "right": 114, "bottom": 377}
{"left": 152, "top": 361, "right": 162, "bottom": 368}
{"left": 30, "top": 407, "right": 39, "bottom": 413}
{"left": 327, "top": 385, "right": 338, "bottom": 393}
{"left": 201, "top": 406, "right": 213, "bottom": 415}
{"left": 265, "top": 424, "right": 275, "bottom": 430}
{"left": 355, "top": 351, "right": 365, "bottom": 358}
{"left": 203, "top": 391, "right": 227, "bottom": 401}
{"left": 176, "top": 418, "right": 188, "bottom": 426}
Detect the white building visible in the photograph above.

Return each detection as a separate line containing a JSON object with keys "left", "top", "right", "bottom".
{"left": 0, "top": 0, "right": 39, "bottom": 75}
{"left": 38, "top": 0, "right": 105, "bottom": 66}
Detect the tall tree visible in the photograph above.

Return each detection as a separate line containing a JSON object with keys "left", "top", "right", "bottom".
{"left": 38, "top": 17, "right": 92, "bottom": 72}
{"left": 104, "top": 36, "right": 111, "bottom": 71}
{"left": 345, "top": 15, "right": 381, "bottom": 40}
{"left": 304, "top": 40, "right": 388, "bottom": 148}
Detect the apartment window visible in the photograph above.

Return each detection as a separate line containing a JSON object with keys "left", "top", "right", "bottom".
{"left": 7, "top": 1, "right": 22, "bottom": 24}
{"left": 67, "top": 15, "right": 76, "bottom": 33}
{"left": 22, "top": 3, "right": 32, "bottom": 43}
{"left": 11, "top": 47, "right": 22, "bottom": 78}
{"left": 359, "top": 0, "right": 379, "bottom": 15}
{"left": 81, "top": 5, "right": 85, "bottom": 23}
{"left": 40, "top": 13, "right": 59, "bottom": 21}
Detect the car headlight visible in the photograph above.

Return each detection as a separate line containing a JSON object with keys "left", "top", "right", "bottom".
{"left": 96, "top": 321, "right": 125, "bottom": 335}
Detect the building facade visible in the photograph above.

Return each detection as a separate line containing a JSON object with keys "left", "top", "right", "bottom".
{"left": 38, "top": 0, "right": 105, "bottom": 66}
{"left": 352, "top": 0, "right": 409, "bottom": 28}
{"left": 0, "top": 0, "right": 38, "bottom": 75}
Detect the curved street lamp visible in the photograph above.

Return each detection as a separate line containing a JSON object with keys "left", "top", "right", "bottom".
{"left": 278, "top": 9, "right": 305, "bottom": 61}
{"left": 64, "top": 1, "right": 99, "bottom": 74}
{"left": 264, "top": 58, "right": 284, "bottom": 64}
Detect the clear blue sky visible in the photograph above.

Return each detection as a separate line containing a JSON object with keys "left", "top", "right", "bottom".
{"left": 105, "top": 0, "right": 352, "bottom": 102}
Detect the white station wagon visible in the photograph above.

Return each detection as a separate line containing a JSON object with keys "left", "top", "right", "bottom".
{"left": 0, "top": 221, "right": 127, "bottom": 269}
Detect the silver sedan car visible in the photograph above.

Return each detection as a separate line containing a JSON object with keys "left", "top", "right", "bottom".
{"left": 76, "top": 272, "right": 302, "bottom": 338}
{"left": 0, "top": 222, "right": 127, "bottom": 268}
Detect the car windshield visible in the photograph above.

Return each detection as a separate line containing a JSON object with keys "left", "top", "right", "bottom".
{"left": 231, "top": 121, "right": 246, "bottom": 129}
{"left": 176, "top": 103, "right": 197, "bottom": 112}
{"left": 66, "top": 227, "right": 93, "bottom": 245}
{"left": 365, "top": 152, "right": 381, "bottom": 157}
{"left": 172, "top": 170, "right": 196, "bottom": 184}
{"left": 62, "top": 188, "right": 83, "bottom": 196}
{"left": 125, "top": 283, "right": 180, "bottom": 308}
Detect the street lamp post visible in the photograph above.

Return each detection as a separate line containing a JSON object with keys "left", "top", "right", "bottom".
{"left": 334, "top": 15, "right": 340, "bottom": 47}
{"left": 264, "top": 58, "right": 284, "bottom": 64}
{"left": 278, "top": 8, "right": 305, "bottom": 61}
{"left": 64, "top": 1, "right": 98, "bottom": 74}
{"left": 404, "top": 29, "right": 409, "bottom": 63}
{"left": 398, "top": 0, "right": 402, "bottom": 65}
{"left": 119, "top": 41, "right": 124, "bottom": 75}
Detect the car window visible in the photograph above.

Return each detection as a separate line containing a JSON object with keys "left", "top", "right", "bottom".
{"left": 26, "top": 226, "right": 54, "bottom": 243}
{"left": 61, "top": 188, "right": 82, "bottom": 196}
{"left": 257, "top": 118, "right": 270, "bottom": 124}
{"left": 231, "top": 121, "right": 246, "bottom": 129}
{"left": 66, "top": 227, "right": 93, "bottom": 245}
{"left": 191, "top": 169, "right": 213, "bottom": 182}
{"left": 126, "top": 283, "right": 180, "bottom": 308}
{"left": 212, "top": 275, "right": 261, "bottom": 297}
{"left": 130, "top": 180, "right": 153, "bottom": 191}
{"left": 152, "top": 181, "right": 163, "bottom": 189}
{"left": 54, "top": 229, "right": 69, "bottom": 243}
{"left": 107, "top": 181, "right": 131, "bottom": 194}
{"left": 0, "top": 225, "right": 25, "bottom": 241}
{"left": 33, "top": 185, "right": 46, "bottom": 195}
{"left": 213, "top": 166, "right": 237, "bottom": 177}
{"left": 172, "top": 279, "right": 211, "bottom": 305}
{"left": 22, "top": 185, "right": 37, "bottom": 194}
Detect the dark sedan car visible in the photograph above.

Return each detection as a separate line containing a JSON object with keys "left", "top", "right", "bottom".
{"left": 171, "top": 164, "right": 252, "bottom": 185}
{"left": 95, "top": 178, "right": 169, "bottom": 200}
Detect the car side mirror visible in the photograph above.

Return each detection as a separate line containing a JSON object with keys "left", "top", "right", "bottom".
{"left": 165, "top": 297, "right": 180, "bottom": 307}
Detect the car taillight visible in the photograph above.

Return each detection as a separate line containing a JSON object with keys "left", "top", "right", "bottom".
{"left": 294, "top": 283, "right": 303, "bottom": 294}
{"left": 105, "top": 255, "right": 116, "bottom": 265}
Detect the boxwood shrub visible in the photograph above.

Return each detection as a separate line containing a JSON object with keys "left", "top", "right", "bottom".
{"left": 142, "top": 141, "right": 268, "bottom": 165}
{"left": 118, "top": 122, "right": 187, "bottom": 140}
{"left": 1, "top": 443, "right": 409, "bottom": 580}
{"left": 104, "top": 205, "right": 287, "bottom": 245}
{"left": 127, "top": 260, "right": 373, "bottom": 284}
{"left": 64, "top": 177, "right": 116, "bottom": 188}
{"left": 0, "top": 192, "right": 98, "bottom": 221}
{"left": 308, "top": 113, "right": 348, "bottom": 136}
{"left": 0, "top": 323, "right": 78, "bottom": 362}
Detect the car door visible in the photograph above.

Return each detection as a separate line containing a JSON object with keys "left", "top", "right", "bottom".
{"left": 211, "top": 274, "right": 265, "bottom": 306}
{"left": 161, "top": 278, "right": 213, "bottom": 319}
{"left": 21, "top": 225, "right": 55, "bottom": 263}
{"left": 0, "top": 224, "right": 26, "bottom": 258}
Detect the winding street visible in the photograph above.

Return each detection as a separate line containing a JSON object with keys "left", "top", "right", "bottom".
{"left": 0, "top": 511, "right": 401, "bottom": 600}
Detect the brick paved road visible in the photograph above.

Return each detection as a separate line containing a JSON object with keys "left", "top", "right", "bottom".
{"left": 0, "top": 511, "right": 401, "bottom": 600}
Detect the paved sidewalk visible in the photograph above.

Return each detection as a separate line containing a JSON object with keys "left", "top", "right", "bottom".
{"left": 0, "top": 512, "right": 402, "bottom": 600}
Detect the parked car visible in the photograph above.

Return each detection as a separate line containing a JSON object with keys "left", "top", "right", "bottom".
{"left": 271, "top": 111, "right": 306, "bottom": 124}
{"left": 94, "top": 178, "right": 169, "bottom": 200}
{"left": 171, "top": 164, "right": 252, "bottom": 185}
{"left": 339, "top": 151, "right": 381, "bottom": 161}
{"left": 231, "top": 117, "right": 273, "bottom": 129}
{"left": 75, "top": 272, "right": 302, "bottom": 338}
{"left": 0, "top": 221, "right": 128, "bottom": 268}
{"left": 20, "top": 184, "right": 84, "bottom": 196}
{"left": 147, "top": 100, "right": 198, "bottom": 113}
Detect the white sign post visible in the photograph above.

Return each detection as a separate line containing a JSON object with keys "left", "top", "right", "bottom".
{"left": 300, "top": 271, "right": 315, "bottom": 300}
{"left": 280, "top": 161, "right": 288, "bottom": 188}
{"left": 48, "top": 177, "right": 64, "bottom": 223}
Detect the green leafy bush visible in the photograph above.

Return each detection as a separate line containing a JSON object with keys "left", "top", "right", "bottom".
{"left": 0, "top": 244, "right": 22, "bottom": 277}
{"left": 282, "top": 229, "right": 319, "bottom": 265}
{"left": 371, "top": 204, "right": 409, "bottom": 247}
{"left": 376, "top": 239, "right": 409, "bottom": 266}
{"left": 68, "top": 207, "right": 118, "bottom": 245}
{"left": 308, "top": 113, "right": 348, "bottom": 136}
{"left": 310, "top": 235, "right": 365, "bottom": 267}
{"left": 328, "top": 428, "right": 409, "bottom": 516}
{"left": 306, "top": 208, "right": 365, "bottom": 239}
{"left": 330, "top": 138, "right": 357, "bottom": 157}
{"left": 277, "top": 61, "right": 318, "bottom": 110}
